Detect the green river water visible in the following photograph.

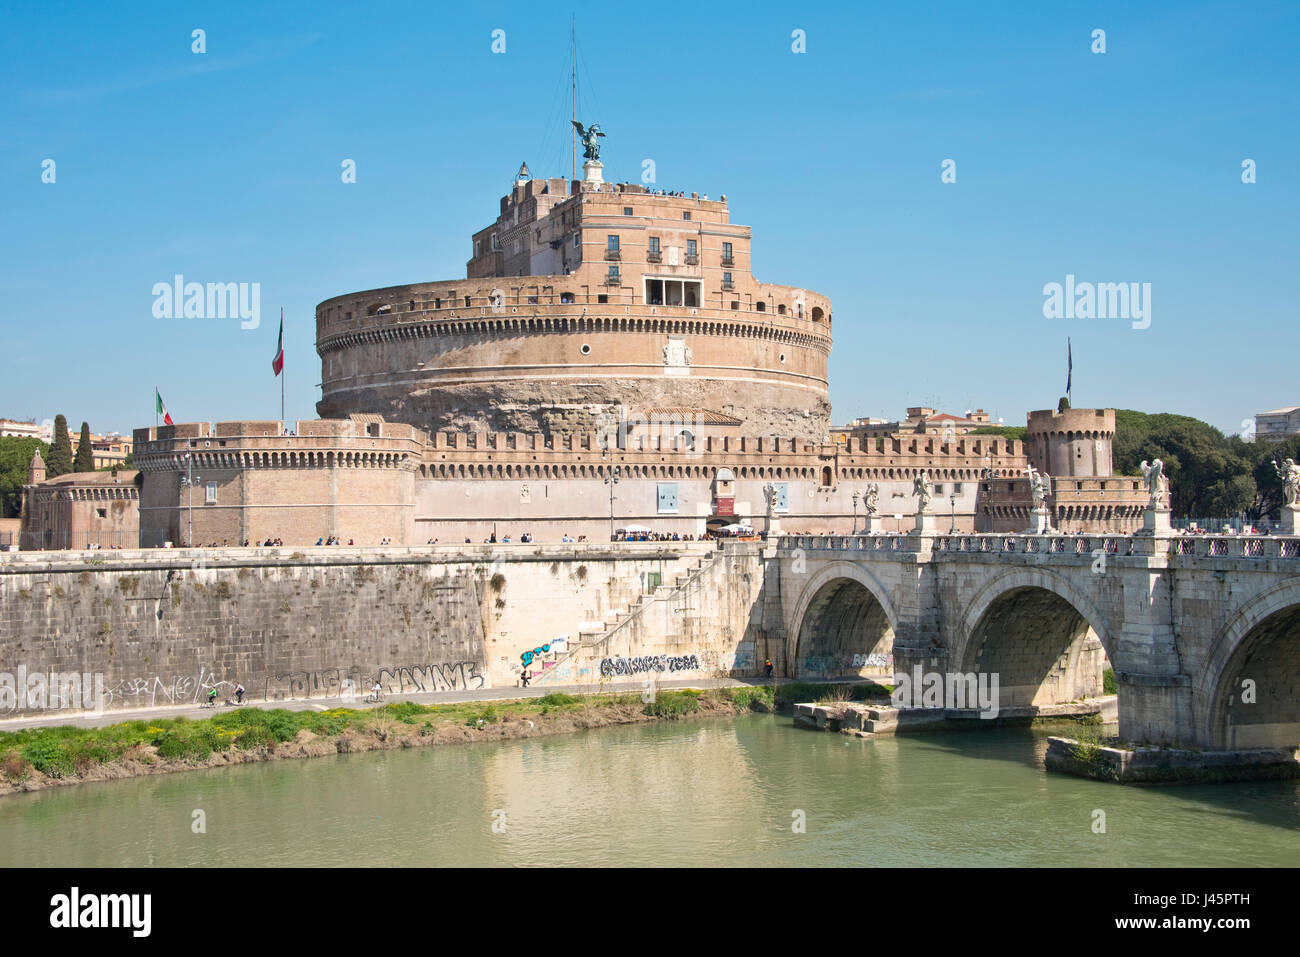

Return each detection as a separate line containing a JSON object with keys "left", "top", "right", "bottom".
{"left": 3, "top": 715, "right": 1298, "bottom": 867}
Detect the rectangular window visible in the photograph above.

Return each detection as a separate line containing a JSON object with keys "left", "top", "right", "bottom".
{"left": 657, "top": 483, "right": 678, "bottom": 513}
{"left": 953, "top": 482, "right": 963, "bottom": 493}
{"left": 608, "top": 265, "right": 620, "bottom": 278}
{"left": 648, "top": 236, "right": 660, "bottom": 253}
{"left": 205, "top": 482, "right": 217, "bottom": 504}
{"left": 573, "top": 233, "right": 581, "bottom": 248}
{"left": 490, "top": 233, "right": 499, "bottom": 250}
{"left": 722, "top": 272, "right": 732, "bottom": 284}
{"left": 474, "top": 240, "right": 481, "bottom": 256}
{"left": 682, "top": 212, "right": 691, "bottom": 220}
{"left": 722, "top": 242, "right": 733, "bottom": 258}
{"left": 607, "top": 235, "right": 620, "bottom": 251}
{"left": 623, "top": 206, "right": 633, "bottom": 216}
{"left": 934, "top": 484, "right": 944, "bottom": 494}
{"left": 687, "top": 240, "right": 697, "bottom": 255}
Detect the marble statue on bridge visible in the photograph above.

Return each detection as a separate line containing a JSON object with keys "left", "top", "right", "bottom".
{"left": 913, "top": 470, "right": 932, "bottom": 513}
{"left": 864, "top": 483, "right": 879, "bottom": 515}
{"left": 1275, "top": 458, "right": 1300, "bottom": 508}
{"left": 1027, "top": 465, "right": 1052, "bottom": 510}
{"left": 1140, "top": 458, "right": 1169, "bottom": 509}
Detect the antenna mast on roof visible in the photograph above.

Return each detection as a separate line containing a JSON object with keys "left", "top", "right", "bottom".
{"left": 571, "top": 17, "right": 576, "bottom": 183}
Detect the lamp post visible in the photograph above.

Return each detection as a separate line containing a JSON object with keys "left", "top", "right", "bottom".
{"left": 979, "top": 460, "right": 994, "bottom": 534}
{"left": 950, "top": 491, "right": 957, "bottom": 534}
{"left": 179, "top": 448, "right": 201, "bottom": 548}
{"left": 604, "top": 466, "right": 620, "bottom": 540}
{"left": 851, "top": 490, "right": 859, "bottom": 534}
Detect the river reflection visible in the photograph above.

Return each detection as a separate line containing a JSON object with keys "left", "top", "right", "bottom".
{"left": 2, "top": 716, "right": 1298, "bottom": 867}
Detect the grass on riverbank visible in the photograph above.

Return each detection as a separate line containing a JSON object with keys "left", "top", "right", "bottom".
{"left": 0, "top": 685, "right": 786, "bottom": 785}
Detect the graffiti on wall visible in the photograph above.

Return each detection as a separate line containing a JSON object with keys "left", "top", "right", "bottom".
{"left": 103, "top": 666, "right": 232, "bottom": 710}
{"left": 599, "top": 654, "right": 700, "bottom": 677}
{"left": 374, "top": 661, "right": 485, "bottom": 695}
{"left": 84, "top": 661, "right": 486, "bottom": 712}
{"left": 800, "top": 653, "right": 893, "bottom": 676}
{"left": 852, "top": 653, "right": 892, "bottom": 669}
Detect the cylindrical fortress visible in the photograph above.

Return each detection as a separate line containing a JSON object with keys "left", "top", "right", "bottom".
{"left": 316, "top": 175, "right": 832, "bottom": 441}
{"left": 1026, "top": 407, "right": 1115, "bottom": 477}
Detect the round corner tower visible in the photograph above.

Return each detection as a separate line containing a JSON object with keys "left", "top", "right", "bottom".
{"left": 1025, "top": 406, "right": 1115, "bottom": 478}
{"left": 315, "top": 168, "right": 832, "bottom": 440}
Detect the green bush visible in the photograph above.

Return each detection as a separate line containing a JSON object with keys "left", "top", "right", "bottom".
{"left": 1103, "top": 669, "right": 1118, "bottom": 695}
{"left": 536, "top": 693, "right": 578, "bottom": 707}
{"left": 381, "top": 700, "right": 434, "bottom": 720}
{"left": 643, "top": 692, "right": 700, "bottom": 719}
{"left": 22, "top": 738, "right": 75, "bottom": 777}
{"left": 266, "top": 711, "right": 300, "bottom": 742}
{"left": 234, "top": 726, "right": 276, "bottom": 750}
{"left": 211, "top": 708, "right": 272, "bottom": 729}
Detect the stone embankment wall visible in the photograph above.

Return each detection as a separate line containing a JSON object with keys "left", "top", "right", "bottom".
{"left": 0, "top": 542, "right": 749, "bottom": 717}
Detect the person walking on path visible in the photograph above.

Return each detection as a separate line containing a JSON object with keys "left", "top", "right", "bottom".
{"left": 765, "top": 658, "right": 774, "bottom": 679}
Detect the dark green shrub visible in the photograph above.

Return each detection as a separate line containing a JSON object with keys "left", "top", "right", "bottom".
{"left": 266, "top": 711, "right": 300, "bottom": 742}
{"left": 643, "top": 692, "right": 700, "bottom": 719}
{"left": 21, "top": 738, "right": 75, "bottom": 777}
{"left": 1103, "top": 669, "right": 1118, "bottom": 695}
{"left": 536, "top": 693, "right": 578, "bottom": 707}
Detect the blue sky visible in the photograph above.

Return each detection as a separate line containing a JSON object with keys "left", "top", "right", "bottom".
{"left": 1, "top": 0, "right": 1296, "bottom": 439}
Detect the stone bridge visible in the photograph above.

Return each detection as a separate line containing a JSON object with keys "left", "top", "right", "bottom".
{"left": 773, "top": 531, "right": 1300, "bottom": 750}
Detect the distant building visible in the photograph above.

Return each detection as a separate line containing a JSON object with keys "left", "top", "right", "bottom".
{"left": 18, "top": 450, "right": 140, "bottom": 549}
{"left": 70, "top": 431, "right": 134, "bottom": 469}
{"left": 0, "top": 419, "right": 52, "bottom": 442}
{"left": 833, "top": 407, "right": 995, "bottom": 443}
{"left": 1255, "top": 407, "right": 1300, "bottom": 444}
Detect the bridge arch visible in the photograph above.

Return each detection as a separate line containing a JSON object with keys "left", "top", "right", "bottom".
{"left": 1201, "top": 579, "right": 1300, "bottom": 749}
{"left": 955, "top": 568, "right": 1116, "bottom": 709}
{"left": 787, "top": 561, "right": 899, "bottom": 681}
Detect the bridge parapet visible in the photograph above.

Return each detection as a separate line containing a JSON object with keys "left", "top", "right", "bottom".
{"left": 778, "top": 532, "right": 1300, "bottom": 563}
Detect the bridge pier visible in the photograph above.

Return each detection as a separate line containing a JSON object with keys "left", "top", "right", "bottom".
{"left": 1116, "top": 672, "right": 1195, "bottom": 746}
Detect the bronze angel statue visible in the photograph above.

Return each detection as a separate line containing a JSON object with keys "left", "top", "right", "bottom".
{"left": 572, "top": 120, "right": 605, "bottom": 161}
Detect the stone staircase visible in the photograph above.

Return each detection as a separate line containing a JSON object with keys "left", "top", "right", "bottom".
{"left": 536, "top": 549, "right": 719, "bottom": 683}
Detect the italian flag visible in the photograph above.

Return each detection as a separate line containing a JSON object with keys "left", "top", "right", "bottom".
{"left": 271, "top": 314, "right": 284, "bottom": 376}
{"left": 156, "top": 389, "right": 173, "bottom": 426}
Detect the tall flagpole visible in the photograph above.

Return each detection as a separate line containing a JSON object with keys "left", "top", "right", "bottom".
{"left": 569, "top": 18, "right": 574, "bottom": 183}
{"left": 280, "top": 307, "right": 286, "bottom": 428}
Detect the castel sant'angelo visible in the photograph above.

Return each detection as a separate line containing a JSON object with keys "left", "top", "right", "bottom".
{"left": 22, "top": 136, "right": 1147, "bottom": 549}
